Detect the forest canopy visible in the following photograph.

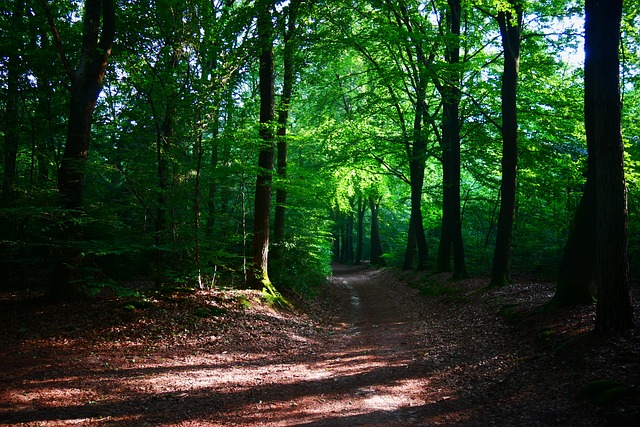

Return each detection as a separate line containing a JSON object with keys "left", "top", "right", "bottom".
{"left": 0, "top": 0, "right": 638, "bottom": 328}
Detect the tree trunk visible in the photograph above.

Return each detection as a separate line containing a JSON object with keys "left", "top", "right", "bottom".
{"left": 346, "top": 209, "right": 354, "bottom": 264}
{"left": 403, "top": 219, "right": 417, "bottom": 270}
{"left": 2, "top": 0, "right": 24, "bottom": 208}
{"left": 553, "top": 177, "right": 596, "bottom": 306}
{"left": 272, "top": 0, "right": 300, "bottom": 264}
{"left": 48, "top": 0, "right": 115, "bottom": 300}
{"left": 436, "top": 0, "right": 467, "bottom": 279}
{"left": 403, "top": 76, "right": 429, "bottom": 271}
{"left": 249, "top": 0, "right": 276, "bottom": 290}
{"left": 585, "top": 0, "right": 634, "bottom": 333}
{"left": 153, "top": 43, "right": 179, "bottom": 287}
{"left": 354, "top": 196, "right": 365, "bottom": 264}
{"left": 490, "top": 3, "right": 522, "bottom": 287}
{"left": 369, "top": 196, "right": 384, "bottom": 265}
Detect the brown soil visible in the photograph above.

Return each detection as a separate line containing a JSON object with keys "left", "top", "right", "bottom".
{"left": 1, "top": 265, "right": 639, "bottom": 426}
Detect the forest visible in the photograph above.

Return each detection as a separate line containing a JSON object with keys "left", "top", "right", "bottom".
{"left": 1, "top": 0, "right": 640, "bottom": 424}
{"left": 1, "top": 0, "right": 637, "bottom": 328}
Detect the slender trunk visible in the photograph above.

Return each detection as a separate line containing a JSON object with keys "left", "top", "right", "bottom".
{"left": 340, "top": 215, "right": 347, "bottom": 263}
{"left": 154, "top": 45, "right": 179, "bottom": 287}
{"left": 194, "top": 127, "right": 204, "bottom": 289}
{"left": 409, "top": 85, "right": 429, "bottom": 271}
{"left": 369, "top": 196, "right": 384, "bottom": 265}
{"left": 249, "top": 0, "right": 275, "bottom": 290}
{"left": 48, "top": 0, "right": 115, "bottom": 299}
{"left": 355, "top": 196, "right": 365, "bottom": 264}
{"left": 273, "top": 0, "right": 301, "bottom": 264}
{"left": 2, "top": 0, "right": 24, "bottom": 207}
{"left": 205, "top": 103, "right": 220, "bottom": 241}
{"left": 490, "top": 3, "right": 522, "bottom": 287}
{"left": 586, "top": 0, "right": 634, "bottom": 333}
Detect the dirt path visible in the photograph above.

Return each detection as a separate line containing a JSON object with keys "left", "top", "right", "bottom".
{"left": 211, "top": 264, "right": 433, "bottom": 426}
{"left": 3, "top": 265, "right": 637, "bottom": 426}
{"left": 1, "top": 266, "right": 436, "bottom": 426}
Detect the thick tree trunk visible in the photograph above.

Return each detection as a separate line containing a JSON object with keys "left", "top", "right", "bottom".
{"left": 403, "top": 219, "right": 417, "bottom": 270}
{"left": 369, "top": 196, "right": 384, "bottom": 265}
{"left": 249, "top": 0, "right": 275, "bottom": 290}
{"left": 554, "top": 177, "right": 596, "bottom": 306}
{"left": 490, "top": 3, "right": 521, "bottom": 287}
{"left": 436, "top": 0, "right": 467, "bottom": 279}
{"left": 48, "top": 0, "right": 115, "bottom": 300}
{"left": 585, "top": 0, "right": 634, "bottom": 333}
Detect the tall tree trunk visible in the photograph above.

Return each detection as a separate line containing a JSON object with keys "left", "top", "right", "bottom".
{"left": 436, "top": 0, "right": 467, "bottom": 279}
{"left": 408, "top": 84, "right": 429, "bottom": 271}
{"left": 194, "top": 128, "right": 204, "bottom": 289}
{"left": 272, "top": 0, "right": 301, "bottom": 264}
{"left": 2, "top": 0, "right": 24, "bottom": 207}
{"left": 344, "top": 207, "right": 355, "bottom": 264}
{"left": 586, "top": 0, "right": 634, "bottom": 333}
{"left": 354, "top": 196, "right": 365, "bottom": 264}
{"left": 249, "top": 0, "right": 275, "bottom": 290}
{"left": 490, "top": 2, "right": 522, "bottom": 287}
{"left": 47, "top": 0, "right": 115, "bottom": 299}
{"left": 154, "top": 44, "right": 179, "bottom": 287}
{"left": 369, "top": 196, "right": 384, "bottom": 265}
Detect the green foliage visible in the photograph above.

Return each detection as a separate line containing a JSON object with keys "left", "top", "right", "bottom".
{"left": 2, "top": 0, "right": 640, "bottom": 310}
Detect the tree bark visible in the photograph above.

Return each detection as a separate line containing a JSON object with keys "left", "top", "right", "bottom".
{"left": 553, "top": 176, "right": 596, "bottom": 305}
{"left": 585, "top": 0, "right": 634, "bottom": 333}
{"left": 153, "top": 42, "right": 180, "bottom": 287}
{"left": 354, "top": 196, "right": 365, "bottom": 264}
{"left": 490, "top": 2, "right": 522, "bottom": 287}
{"left": 272, "top": 0, "right": 301, "bottom": 264}
{"left": 2, "top": 0, "right": 24, "bottom": 208}
{"left": 369, "top": 196, "right": 384, "bottom": 265}
{"left": 249, "top": 0, "right": 275, "bottom": 290}
{"left": 435, "top": 0, "right": 467, "bottom": 279}
{"left": 48, "top": 0, "right": 115, "bottom": 299}
{"left": 403, "top": 76, "right": 429, "bottom": 271}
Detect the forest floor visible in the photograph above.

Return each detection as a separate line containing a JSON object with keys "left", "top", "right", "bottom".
{"left": 0, "top": 265, "right": 639, "bottom": 426}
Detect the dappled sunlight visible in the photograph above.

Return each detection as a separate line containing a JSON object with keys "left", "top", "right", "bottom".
{"left": 2, "top": 267, "right": 637, "bottom": 426}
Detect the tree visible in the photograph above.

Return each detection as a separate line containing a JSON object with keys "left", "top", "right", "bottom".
{"left": 435, "top": 0, "right": 467, "bottom": 278}
{"left": 1, "top": 0, "right": 24, "bottom": 208}
{"left": 369, "top": 195, "right": 384, "bottom": 265}
{"left": 45, "top": 0, "right": 115, "bottom": 299}
{"left": 489, "top": 0, "right": 522, "bottom": 286}
{"left": 273, "top": 0, "right": 303, "bottom": 264}
{"left": 586, "top": 0, "right": 635, "bottom": 332}
{"left": 249, "top": 0, "right": 276, "bottom": 290}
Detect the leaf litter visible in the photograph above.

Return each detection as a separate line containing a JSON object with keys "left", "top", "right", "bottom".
{"left": 0, "top": 265, "right": 638, "bottom": 426}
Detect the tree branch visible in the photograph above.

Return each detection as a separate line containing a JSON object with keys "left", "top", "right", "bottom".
{"left": 39, "top": 0, "right": 74, "bottom": 82}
